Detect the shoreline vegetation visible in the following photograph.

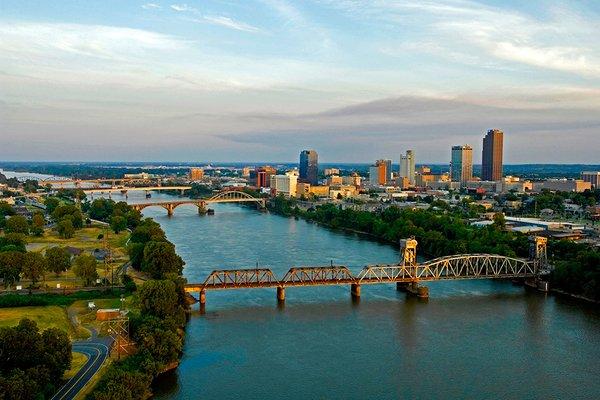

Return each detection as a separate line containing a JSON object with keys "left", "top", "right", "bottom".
{"left": 1, "top": 193, "right": 189, "bottom": 400}
{"left": 267, "top": 195, "right": 600, "bottom": 303}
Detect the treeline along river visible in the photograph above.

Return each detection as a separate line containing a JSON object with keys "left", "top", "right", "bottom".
{"left": 93, "top": 191, "right": 600, "bottom": 399}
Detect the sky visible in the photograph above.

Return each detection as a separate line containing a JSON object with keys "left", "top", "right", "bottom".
{"left": 1, "top": 0, "right": 599, "bottom": 164}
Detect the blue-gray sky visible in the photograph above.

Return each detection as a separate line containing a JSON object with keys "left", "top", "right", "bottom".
{"left": 1, "top": 1, "right": 599, "bottom": 163}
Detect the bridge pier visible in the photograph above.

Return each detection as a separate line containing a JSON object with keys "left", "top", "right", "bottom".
{"left": 351, "top": 283, "right": 361, "bottom": 298}
{"left": 277, "top": 287, "right": 285, "bottom": 302}
{"left": 397, "top": 282, "right": 429, "bottom": 298}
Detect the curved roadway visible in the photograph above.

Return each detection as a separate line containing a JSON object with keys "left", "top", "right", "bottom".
{"left": 51, "top": 337, "right": 112, "bottom": 400}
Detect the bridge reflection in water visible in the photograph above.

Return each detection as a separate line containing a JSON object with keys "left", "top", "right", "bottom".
{"left": 185, "top": 236, "right": 549, "bottom": 307}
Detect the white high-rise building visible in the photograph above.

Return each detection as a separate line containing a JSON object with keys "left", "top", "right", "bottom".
{"left": 399, "top": 150, "right": 415, "bottom": 185}
{"left": 270, "top": 170, "right": 299, "bottom": 197}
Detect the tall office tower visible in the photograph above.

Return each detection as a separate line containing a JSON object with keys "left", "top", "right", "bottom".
{"left": 299, "top": 150, "right": 318, "bottom": 185}
{"left": 481, "top": 129, "right": 503, "bottom": 181}
{"left": 451, "top": 145, "right": 473, "bottom": 185}
{"left": 384, "top": 159, "right": 393, "bottom": 181}
{"left": 399, "top": 150, "right": 415, "bottom": 185}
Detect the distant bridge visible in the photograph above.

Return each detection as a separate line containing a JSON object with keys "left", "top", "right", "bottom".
{"left": 42, "top": 177, "right": 161, "bottom": 187}
{"left": 83, "top": 186, "right": 191, "bottom": 195}
{"left": 185, "top": 237, "right": 550, "bottom": 306}
{"left": 130, "top": 190, "right": 266, "bottom": 216}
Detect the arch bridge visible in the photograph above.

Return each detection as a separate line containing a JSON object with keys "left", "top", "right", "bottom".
{"left": 185, "top": 237, "right": 550, "bottom": 306}
{"left": 130, "top": 190, "right": 266, "bottom": 216}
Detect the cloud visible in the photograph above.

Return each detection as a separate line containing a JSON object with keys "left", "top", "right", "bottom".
{"left": 200, "top": 16, "right": 261, "bottom": 33}
{"left": 141, "top": 3, "right": 161, "bottom": 10}
{"left": 170, "top": 3, "right": 198, "bottom": 13}
{"left": 322, "top": 0, "right": 600, "bottom": 77}
{"left": 0, "top": 22, "right": 187, "bottom": 62}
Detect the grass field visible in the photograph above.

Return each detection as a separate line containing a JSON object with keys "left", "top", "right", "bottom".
{"left": 64, "top": 351, "right": 89, "bottom": 380}
{"left": 21, "top": 224, "right": 130, "bottom": 289}
{"left": 0, "top": 305, "right": 73, "bottom": 334}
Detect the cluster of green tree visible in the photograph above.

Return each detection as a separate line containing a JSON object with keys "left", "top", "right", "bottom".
{"left": 83, "top": 198, "right": 142, "bottom": 234}
{"left": 0, "top": 240, "right": 99, "bottom": 288}
{"left": 0, "top": 318, "right": 72, "bottom": 400}
{"left": 90, "top": 222, "right": 187, "bottom": 399}
{"left": 2, "top": 213, "right": 46, "bottom": 237}
{"left": 290, "top": 201, "right": 528, "bottom": 258}
{"left": 43, "top": 199, "right": 85, "bottom": 239}
{"left": 127, "top": 219, "right": 184, "bottom": 278}
{"left": 182, "top": 182, "right": 216, "bottom": 199}
{"left": 549, "top": 240, "right": 600, "bottom": 300}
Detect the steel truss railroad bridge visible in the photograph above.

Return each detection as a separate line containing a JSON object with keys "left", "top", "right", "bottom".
{"left": 130, "top": 190, "right": 266, "bottom": 216}
{"left": 185, "top": 236, "right": 550, "bottom": 305}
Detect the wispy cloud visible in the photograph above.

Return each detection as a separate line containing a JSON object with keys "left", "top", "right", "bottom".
{"left": 323, "top": 0, "right": 600, "bottom": 77}
{"left": 202, "top": 15, "right": 261, "bottom": 33}
{"left": 170, "top": 3, "right": 198, "bottom": 13}
{"left": 141, "top": 3, "right": 161, "bottom": 10}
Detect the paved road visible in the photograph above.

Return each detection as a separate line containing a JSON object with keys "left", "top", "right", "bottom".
{"left": 51, "top": 337, "right": 112, "bottom": 400}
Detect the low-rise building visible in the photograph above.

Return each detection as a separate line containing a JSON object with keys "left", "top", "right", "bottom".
{"left": 532, "top": 179, "right": 592, "bottom": 193}
{"left": 581, "top": 171, "right": 600, "bottom": 188}
{"left": 323, "top": 168, "right": 340, "bottom": 176}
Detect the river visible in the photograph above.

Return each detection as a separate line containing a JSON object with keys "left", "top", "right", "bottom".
{"left": 101, "top": 191, "right": 598, "bottom": 400}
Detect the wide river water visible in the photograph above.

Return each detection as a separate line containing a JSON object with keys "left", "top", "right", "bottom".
{"left": 5, "top": 170, "right": 599, "bottom": 398}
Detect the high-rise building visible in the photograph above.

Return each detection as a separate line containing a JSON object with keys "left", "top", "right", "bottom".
{"left": 369, "top": 165, "right": 380, "bottom": 186}
{"left": 399, "top": 150, "right": 415, "bottom": 186}
{"left": 581, "top": 171, "right": 600, "bottom": 188}
{"left": 482, "top": 129, "right": 503, "bottom": 181}
{"left": 451, "top": 145, "right": 473, "bottom": 185}
{"left": 299, "top": 150, "right": 318, "bottom": 185}
{"left": 189, "top": 168, "right": 204, "bottom": 181}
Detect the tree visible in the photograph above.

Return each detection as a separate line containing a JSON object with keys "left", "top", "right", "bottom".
{"left": 52, "top": 205, "right": 83, "bottom": 228}
{"left": 0, "top": 251, "right": 24, "bottom": 288}
{"left": 73, "top": 254, "right": 99, "bottom": 286}
{"left": 5, "top": 215, "right": 29, "bottom": 235}
{"left": 22, "top": 252, "right": 47, "bottom": 286}
{"left": 493, "top": 213, "right": 506, "bottom": 230}
{"left": 110, "top": 216, "right": 127, "bottom": 234}
{"left": 88, "top": 198, "right": 115, "bottom": 221}
{"left": 44, "top": 197, "right": 60, "bottom": 215}
{"left": 0, "top": 201, "right": 14, "bottom": 217}
{"left": 0, "top": 233, "right": 27, "bottom": 253}
{"left": 30, "top": 212, "right": 45, "bottom": 236}
{"left": 137, "top": 280, "right": 185, "bottom": 324}
{"left": 45, "top": 247, "right": 71, "bottom": 276}
{"left": 127, "top": 242, "right": 146, "bottom": 269}
{"left": 141, "top": 241, "right": 184, "bottom": 279}
{"left": 0, "top": 318, "right": 72, "bottom": 399}
{"left": 57, "top": 219, "right": 75, "bottom": 239}
{"left": 90, "top": 368, "right": 152, "bottom": 400}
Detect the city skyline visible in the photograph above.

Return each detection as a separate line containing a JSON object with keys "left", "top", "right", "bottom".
{"left": 1, "top": 1, "right": 600, "bottom": 163}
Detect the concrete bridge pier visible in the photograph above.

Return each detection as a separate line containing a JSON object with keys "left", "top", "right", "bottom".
{"left": 351, "top": 283, "right": 361, "bottom": 298}
{"left": 397, "top": 282, "right": 429, "bottom": 298}
{"left": 277, "top": 286, "right": 285, "bottom": 302}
